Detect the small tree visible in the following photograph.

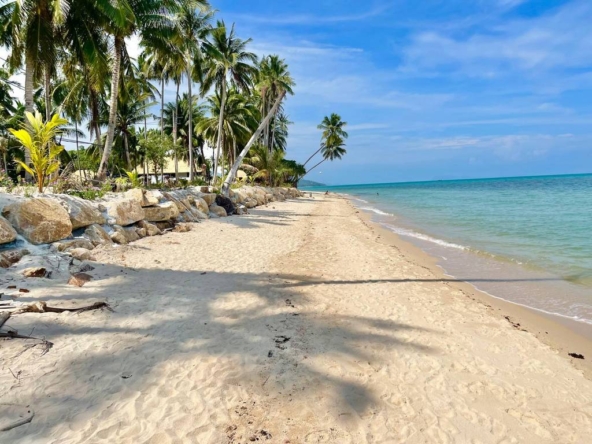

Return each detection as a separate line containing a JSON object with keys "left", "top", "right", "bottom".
{"left": 139, "top": 131, "right": 172, "bottom": 183}
{"left": 9, "top": 112, "right": 67, "bottom": 193}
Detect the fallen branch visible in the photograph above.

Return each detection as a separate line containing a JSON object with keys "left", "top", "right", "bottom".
{"left": 16, "top": 301, "right": 113, "bottom": 314}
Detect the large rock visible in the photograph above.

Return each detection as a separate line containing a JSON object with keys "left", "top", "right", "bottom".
{"left": 244, "top": 198, "right": 257, "bottom": 209}
{"left": 53, "top": 195, "right": 105, "bottom": 229}
{"left": 215, "top": 194, "right": 235, "bottom": 215}
{"left": 103, "top": 198, "right": 145, "bottom": 226}
{"left": 194, "top": 197, "right": 209, "bottom": 214}
{"left": 124, "top": 188, "right": 159, "bottom": 207}
{"left": 2, "top": 198, "right": 73, "bottom": 244}
{"left": 84, "top": 224, "right": 112, "bottom": 246}
{"left": 209, "top": 203, "right": 227, "bottom": 218}
{"left": 201, "top": 193, "right": 217, "bottom": 206}
{"left": 143, "top": 202, "right": 180, "bottom": 222}
{"left": 0, "top": 215, "right": 17, "bottom": 244}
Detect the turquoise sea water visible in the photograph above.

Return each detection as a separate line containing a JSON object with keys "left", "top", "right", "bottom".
{"left": 303, "top": 174, "right": 592, "bottom": 323}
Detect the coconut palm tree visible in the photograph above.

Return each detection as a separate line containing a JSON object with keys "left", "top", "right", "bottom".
{"left": 174, "top": 1, "right": 212, "bottom": 181}
{"left": 198, "top": 87, "right": 258, "bottom": 174}
{"left": 303, "top": 113, "right": 348, "bottom": 168}
{"left": 220, "top": 59, "right": 294, "bottom": 196}
{"left": 201, "top": 20, "right": 256, "bottom": 184}
{"left": 256, "top": 55, "right": 295, "bottom": 153}
{"left": 97, "top": 0, "right": 180, "bottom": 180}
{"left": 304, "top": 135, "right": 347, "bottom": 177}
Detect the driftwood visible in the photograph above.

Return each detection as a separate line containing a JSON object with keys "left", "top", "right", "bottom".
{"left": 16, "top": 301, "right": 113, "bottom": 314}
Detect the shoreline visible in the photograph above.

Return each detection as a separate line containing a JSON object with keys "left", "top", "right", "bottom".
{"left": 336, "top": 192, "right": 592, "bottom": 378}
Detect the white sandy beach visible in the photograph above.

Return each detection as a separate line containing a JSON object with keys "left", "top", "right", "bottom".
{"left": 1, "top": 194, "right": 592, "bottom": 443}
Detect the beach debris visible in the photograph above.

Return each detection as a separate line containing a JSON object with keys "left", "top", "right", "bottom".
{"left": 268, "top": 350, "right": 273, "bottom": 358}
{"left": 121, "top": 373, "right": 132, "bottom": 379}
{"left": 569, "top": 353, "right": 585, "bottom": 360}
{"left": 22, "top": 267, "right": 49, "bottom": 278}
{"left": 173, "top": 223, "right": 192, "bottom": 233}
{"left": 274, "top": 336, "right": 290, "bottom": 349}
{"left": 67, "top": 272, "right": 93, "bottom": 287}
{"left": 504, "top": 316, "right": 527, "bottom": 332}
{"left": 285, "top": 299, "right": 295, "bottom": 308}
{"left": 18, "top": 288, "right": 29, "bottom": 293}
{"left": 13, "top": 301, "right": 112, "bottom": 314}
{"left": 0, "top": 404, "right": 35, "bottom": 432}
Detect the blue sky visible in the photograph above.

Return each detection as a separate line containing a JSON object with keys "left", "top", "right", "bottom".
{"left": 213, "top": 0, "right": 592, "bottom": 184}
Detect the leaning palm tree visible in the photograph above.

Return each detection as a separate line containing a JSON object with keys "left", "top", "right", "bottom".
{"left": 201, "top": 20, "right": 256, "bottom": 184}
{"left": 303, "top": 113, "right": 348, "bottom": 168}
{"left": 220, "top": 59, "right": 294, "bottom": 196}
{"left": 198, "top": 87, "right": 258, "bottom": 173}
{"left": 97, "top": 0, "right": 180, "bottom": 180}
{"left": 256, "top": 55, "right": 295, "bottom": 153}
{"left": 304, "top": 134, "right": 347, "bottom": 177}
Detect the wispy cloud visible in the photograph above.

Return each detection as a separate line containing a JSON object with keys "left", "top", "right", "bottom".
{"left": 230, "top": 4, "right": 391, "bottom": 26}
{"left": 401, "top": 0, "right": 592, "bottom": 76}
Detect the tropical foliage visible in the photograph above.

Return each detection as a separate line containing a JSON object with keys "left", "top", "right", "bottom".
{"left": 0, "top": 0, "right": 346, "bottom": 193}
{"left": 9, "top": 112, "right": 67, "bottom": 192}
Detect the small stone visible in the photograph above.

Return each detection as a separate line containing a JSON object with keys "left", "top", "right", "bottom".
{"left": 67, "top": 248, "right": 95, "bottom": 261}
{"left": 173, "top": 223, "right": 191, "bottom": 233}
{"left": 68, "top": 272, "right": 92, "bottom": 287}
{"left": 22, "top": 267, "right": 49, "bottom": 278}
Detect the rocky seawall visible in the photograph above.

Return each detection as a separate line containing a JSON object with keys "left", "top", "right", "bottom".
{"left": 0, "top": 186, "right": 304, "bottom": 267}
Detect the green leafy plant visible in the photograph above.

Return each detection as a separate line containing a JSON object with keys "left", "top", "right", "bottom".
{"left": 125, "top": 170, "right": 142, "bottom": 188}
{"left": 9, "top": 112, "right": 68, "bottom": 193}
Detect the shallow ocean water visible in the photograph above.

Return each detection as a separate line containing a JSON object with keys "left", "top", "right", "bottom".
{"left": 304, "top": 174, "right": 592, "bottom": 323}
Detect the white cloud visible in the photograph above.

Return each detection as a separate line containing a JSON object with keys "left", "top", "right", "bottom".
{"left": 401, "top": 0, "right": 592, "bottom": 76}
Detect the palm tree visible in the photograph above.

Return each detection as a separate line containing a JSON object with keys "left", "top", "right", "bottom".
{"left": 198, "top": 87, "right": 258, "bottom": 174}
{"left": 201, "top": 20, "right": 256, "bottom": 184}
{"left": 174, "top": 1, "right": 212, "bottom": 181}
{"left": 303, "top": 113, "right": 348, "bottom": 167}
{"left": 305, "top": 135, "right": 347, "bottom": 176}
{"left": 97, "top": 0, "right": 180, "bottom": 180}
{"left": 221, "top": 59, "right": 294, "bottom": 196}
{"left": 256, "top": 55, "right": 295, "bottom": 153}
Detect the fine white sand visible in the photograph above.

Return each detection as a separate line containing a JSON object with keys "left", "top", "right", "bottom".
{"left": 1, "top": 194, "right": 592, "bottom": 443}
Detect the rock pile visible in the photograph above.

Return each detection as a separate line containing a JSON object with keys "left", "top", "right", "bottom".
{"left": 0, "top": 186, "right": 304, "bottom": 267}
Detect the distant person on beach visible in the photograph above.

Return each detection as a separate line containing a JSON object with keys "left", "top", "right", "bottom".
{"left": 325, "top": 191, "right": 329, "bottom": 195}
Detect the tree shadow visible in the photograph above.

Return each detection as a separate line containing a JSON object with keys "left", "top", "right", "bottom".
{"left": 1, "top": 263, "right": 437, "bottom": 441}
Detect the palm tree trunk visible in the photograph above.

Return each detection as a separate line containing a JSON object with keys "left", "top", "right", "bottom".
{"left": 124, "top": 134, "right": 132, "bottom": 171}
{"left": 160, "top": 77, "right": 164, "bottom": 136}
{"left": 304, "top": 158, "right": 325, "bottom": 176}
{"left": 173, "top": 108, "right": 179, "bottom": 180}
{"left": 187, "top": 67, "right": 194, "bottom": 182}
{"left": 44, "top": 69, "right": 51, "bottom": 122}
{"left": 222, "top": 90, "right": 286, "bottom": 196}
{"left": 24, "top": 56, "right": 35, "bottom": 180}
{"left": 212, "top": 76, "right": 227, "bottom": 185}
{"left": 174, "top": 80, "right": 179, "bottom": 181}
{"left": 303, "top": 147, "right": 323, "bottom": 167}
{"left": 75, "top": 121, "right": 83, "bottom": 180}
{"left": 98, "top": 36, "right": 124, "bottom": 180}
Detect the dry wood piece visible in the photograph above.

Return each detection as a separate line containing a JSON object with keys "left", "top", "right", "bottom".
{"left": 22, "top": 267, "right": 49, "bottom": 278}
{"left": 16, "top": 301, "right": 113, "bottom": 314}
